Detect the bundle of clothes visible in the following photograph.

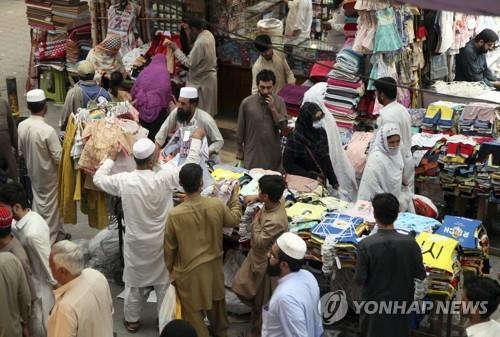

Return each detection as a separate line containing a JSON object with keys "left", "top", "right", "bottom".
{"left": 324, "top": 48, "right": 365, "bottom": 130}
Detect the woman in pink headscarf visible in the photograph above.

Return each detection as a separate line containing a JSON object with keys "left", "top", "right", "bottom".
{"left": 131, "top": 54, "right": 172, "bottom": 141}
{"left": 87, "top": 34, "right": 126, "bottom": 82}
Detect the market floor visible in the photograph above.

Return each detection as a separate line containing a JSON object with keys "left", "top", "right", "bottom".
{"left": 3, "top": 1, "right": 500, "bottom": 336}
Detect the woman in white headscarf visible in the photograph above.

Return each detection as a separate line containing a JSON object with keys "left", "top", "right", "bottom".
{"left": 358, "top": 123, "right": 411, "bottom": 211}
{"left": 301, "top": 82, "right": 358, "bottom": 201}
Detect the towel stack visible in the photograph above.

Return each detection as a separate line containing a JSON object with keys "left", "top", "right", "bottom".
{"left": 26, "top": 0, "right": 54, "bottom": 30}
{"left": 52, "top": 0, "right": 90, "bottom": 31}
{"left": 324, "top": 48, "right": 365, "bottom": 129}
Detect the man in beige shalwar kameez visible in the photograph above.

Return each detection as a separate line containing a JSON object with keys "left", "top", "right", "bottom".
{"left": 164, "top": 163, "right": 241, "bottom": 337}
{"left": 18, "top": 90, "right": 65, "bottom": 244}
{"left": 165, "top": 18, "right": 218, "bottom": 116}
{"left": 232, "top": 175, "right": 288, "bottom": 337}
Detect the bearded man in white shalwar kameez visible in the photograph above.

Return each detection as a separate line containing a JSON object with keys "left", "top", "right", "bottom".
{"left": 17, "top": 89, "right": 66, "bottom": 244}
{"left": 94, "top": 125, "right": 206, "bottom": 333}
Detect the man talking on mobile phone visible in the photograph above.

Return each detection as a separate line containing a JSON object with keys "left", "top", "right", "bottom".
{"left": 237, "top": 70, "right": 288, "bottom": 171}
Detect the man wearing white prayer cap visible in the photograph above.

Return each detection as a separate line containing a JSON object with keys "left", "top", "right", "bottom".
{"left": 262, "top": 232, "right": 324, "bottom": 337}
{"left": 17, "top": 89, "right": 68, "bottom": 244}
{"left": 94, "top": 129, "right": 206, "bottom": 333}
{"left": 155, "top": 86, "right": 224, "bottom": 163}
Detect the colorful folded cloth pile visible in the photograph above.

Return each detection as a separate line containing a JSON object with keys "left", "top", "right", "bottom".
{"left": 422, "top": 101, "right": 464, "bottom": 133}
{"left": 459, "top": 103, "right": 498, "bottom": 135}
{"left": 52, "top": 0, "right": 90, "bottom": 31}
{"left": 35, "top": 40, "right": 67, "bottom": 61}
{"left": 277, "top": 84, "right": 310, "bottom": 117}
{"left": 394, "top": 212, "right": 441, "bottom": 234}
{"left": 26, "top": 0, "right": 55, "bottom": 30}
{"left": 286, "top": 202, "right": 326, "bottom": 223}
{"left": 416, "top": 232, "right": 461, "bottom": 300}
{"left": 324, "top": 48, "right": 365, "bottom": 129}
{"left": 322, "top": 225, "right": 360, "bottom": 274}
{"left": 435, "top": 216, "right": 489, "bottom": 275}
{"left": 311, "top": 212, "right": 363, "bottom": 263}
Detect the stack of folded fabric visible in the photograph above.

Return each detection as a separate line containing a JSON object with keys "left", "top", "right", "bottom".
{"left": 438, "top": 135, "right": 479, "bottom": 197}
{"left": 324, "top": 48, "right": 365, "bottom": 129}
{"left": 412, "top": 133, "right": 448, "bottom": 181}
{"left": 477, "top": 141, "right": 500, "bottom": 200}
{"left": 35, "top": 40, "right": 67, "bottom": 62}
{"left": 394, "top": 213, "right": 441, "bottom": 234}
{"left": 277, "top": 84, "right": 310, "bottom": 117}
{"left": 422, "top": 101, "right": 464, "bottom": 133}
{"left": 286, "top": 202, "right": 326, "bottom": 243}
{"left": 26, "top": 0, "right": 55, "bottom": 30}
{"left": 435, "top": 215, "right": 489, "bottom": 275}
{"left": 313, "top": 212, "right": 364, "bottom": 265}
{"left": 459, "top": 103, "right": 498, "bottom": 135}
{"left": 416, "top": 232, "right": 461, "bottom": 300}
{"left": 52, "top": 0, "right": 90, "bottom": 31}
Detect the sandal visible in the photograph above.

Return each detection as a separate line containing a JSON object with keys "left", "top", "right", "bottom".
{"left": 124, "top": 320, "right": 140, "bottom": 333}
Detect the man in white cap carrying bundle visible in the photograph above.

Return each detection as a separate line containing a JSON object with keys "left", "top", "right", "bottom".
{"left": 262, "top": 232, "right": 324, "bottom": 337}
{"left": 18, "top": 89, "right": 67, "bottom": 244}
{"left": 60, "top": 60, "right": 111, "bottom": 131}
{"left": 155, "top": 86, "right": 224, "bottom": 163}
{"left": 93, "top": 128, "right": 205, "bottom": 333}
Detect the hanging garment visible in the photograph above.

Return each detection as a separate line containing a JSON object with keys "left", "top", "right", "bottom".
{"left": 374, "top": 8, "right": 403, "bottom": 52}
{"left": 107, "top": 2, "right": 141, "bottom": 55}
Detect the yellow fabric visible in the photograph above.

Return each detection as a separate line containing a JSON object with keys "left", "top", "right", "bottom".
{"left": 416, "top": 232, "right": 459, "bottom": 273}
{"left": 285, "top": 202, "right": 326, "bottom": 221}
{"left": 210, "top": 168, "right": 244, "bottom": 181}
{"left": 58, "top": 114, "right": 78, "bottom": 224}
{"left": 175, "top": 293, "right": 182, "bottom": 319}
{"left": 80, "top": 182, "right": 108, "bottom": 230}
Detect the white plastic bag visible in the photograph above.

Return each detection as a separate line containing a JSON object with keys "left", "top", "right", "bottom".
{"left": 158, "top": 284, "right": 177, "bottom": 334}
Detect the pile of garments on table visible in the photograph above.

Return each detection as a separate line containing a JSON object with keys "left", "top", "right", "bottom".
{"left": 459, "top": 102, "right": 499, "bottom": 135}
{"left": 416, "top": 232, "right": 461, "bottom": 300}
{"left": 422, "top": 101, "right": 464, "bottom": 133}
{"left": 435, "top": 216, "right": 490, "bottom": 275}
{"left": 438, "top": 136, "right": 496, "bottom": 199}
{"left": 324, "top": 48, "right": 365, "bottom": 130}
{"left": 412, "top": 133, "right": 447, "bottom": 181}
{"left": 58, "top": 101, "right": 145, "bottom": 230}
{"left": 412, "top": 133, "right": 500, "bottom": 200}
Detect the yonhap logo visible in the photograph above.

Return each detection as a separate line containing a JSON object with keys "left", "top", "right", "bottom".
{"left": 320, "top": 290, "right": 349, "bottom": 325}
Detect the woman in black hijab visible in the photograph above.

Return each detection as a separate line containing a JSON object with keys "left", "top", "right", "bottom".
{"left": 283, "top": 102, "right": 338, "bottom": 187}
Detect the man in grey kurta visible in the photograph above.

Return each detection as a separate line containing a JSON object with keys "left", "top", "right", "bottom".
{"left": 237, "top": 69, "right": 287, "bottom": 171}
{"left": 166, "top": 18, "right": 218, "bottom": 116}
{"left": 0, "top": 97, "right": 18, "bottom": 181}
{"left": 0, "top": 252, "right": 31, "bottom": 337}
{"left": 354, "top": 193, "right": 426, "bottom": 337}
{"left": 18, "top": 90, "right": 65, "bottom": 244}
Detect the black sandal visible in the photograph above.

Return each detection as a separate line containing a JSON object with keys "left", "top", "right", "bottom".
{"left": 124, "top": 320, "right": 140, "bottom": 333}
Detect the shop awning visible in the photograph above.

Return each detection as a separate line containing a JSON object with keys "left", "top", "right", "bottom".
{"left": 397, "top": 0, "right": 500, "bottom": 16}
